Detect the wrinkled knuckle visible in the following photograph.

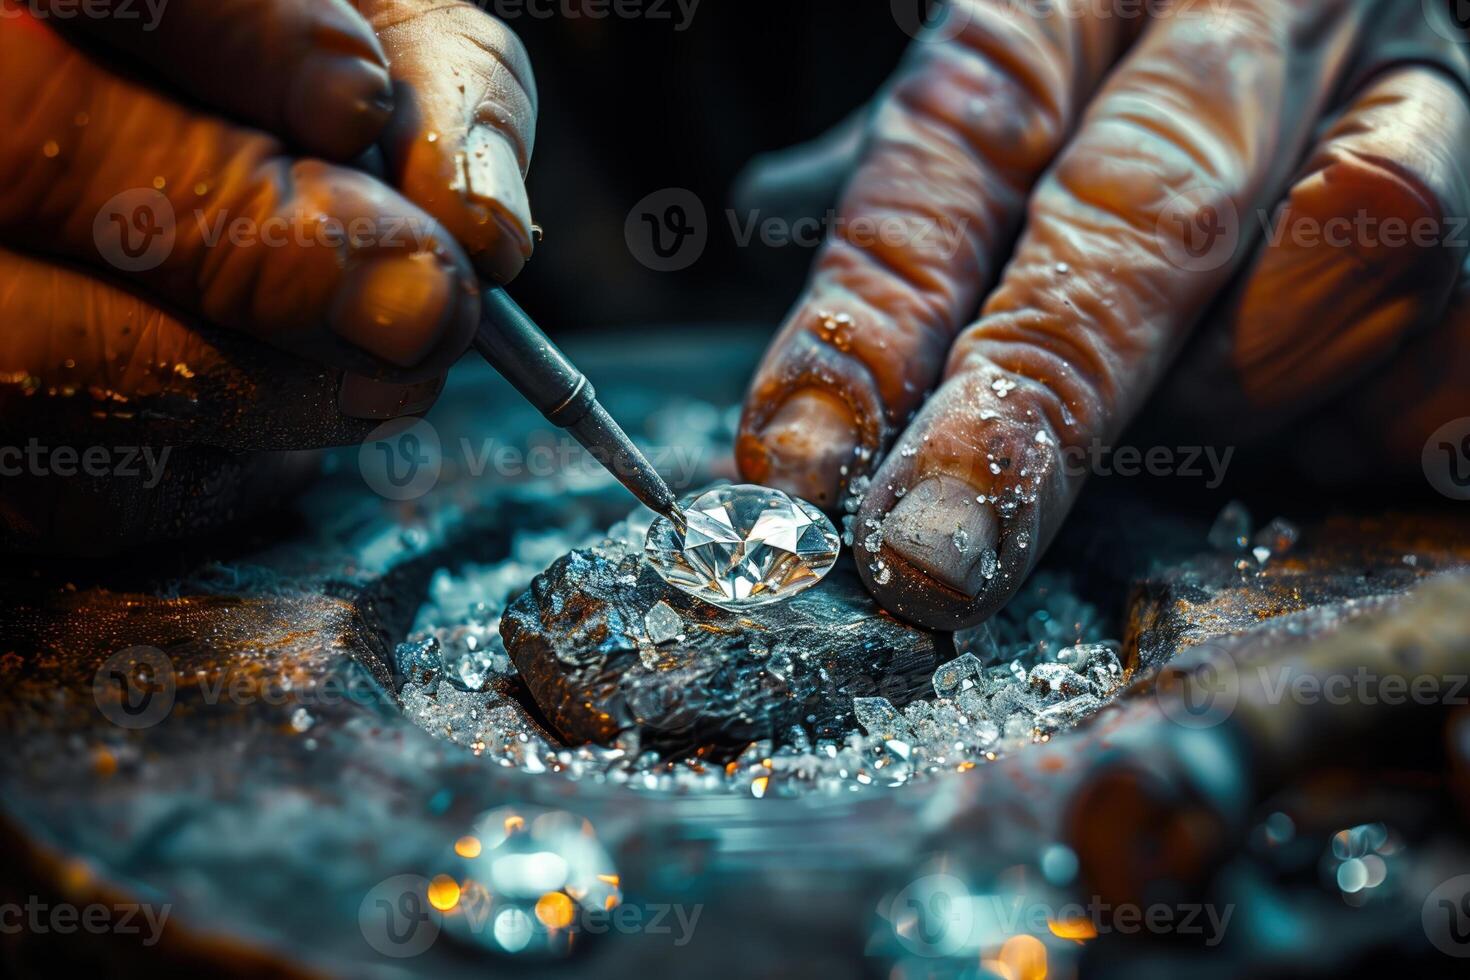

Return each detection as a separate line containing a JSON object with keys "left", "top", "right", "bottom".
{"left": 949, "top": 312, "right": 1119, "bottom": 451}
{"left": 897, "top": 6, "right": 1068, "bottom": 179}
{"left": 1316, "top": 145, "right": 1446, "bottom": 236}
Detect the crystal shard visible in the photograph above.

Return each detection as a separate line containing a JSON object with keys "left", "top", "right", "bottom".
{"left": 851, "top": 697, "right": 912, "bottom": 741}
{"left": 931, "top": 653, "right": 984, "bottom": 699}
{"left": 643, "top": 600, "right": 684, "bottom": 645}
{"left": 644, "top": 484, "right": 840, "bottom": 610}
{"left": 1207, "top": 500, "right": 1252, "bottom": 552}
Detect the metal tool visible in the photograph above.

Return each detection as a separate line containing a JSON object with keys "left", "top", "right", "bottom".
{"left": 472, "top": 285, "right": 683, "bottom": 522}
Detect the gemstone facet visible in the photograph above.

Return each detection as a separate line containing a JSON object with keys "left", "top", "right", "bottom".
{"left": 644, "top": 484, "right": 840, "bottom": 610}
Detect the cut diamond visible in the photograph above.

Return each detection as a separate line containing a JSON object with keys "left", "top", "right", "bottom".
{"left": 644, "top": 484, "right": 840, "bottom": 610}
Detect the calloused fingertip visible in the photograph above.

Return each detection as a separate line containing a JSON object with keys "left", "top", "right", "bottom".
{"left": 737, "top": 388, "right": 860, "bottom": 509}
{"left": 852, "top": 472, "right": 1008, "bottom": 630}
{"left": 879, "top": 475, "right": 997, "bottom": 595}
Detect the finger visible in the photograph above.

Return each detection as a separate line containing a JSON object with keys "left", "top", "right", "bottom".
{"left": 0, "top": 247, "right": 424, "bottom": 447}
{"left": 364, "top": 0, "right": 538, "bottom": 282}
{"left": 735, "top": 1, "right": 1137, "bottom": 507}
{"left": 1, "top": 6, "right": 478, "bottom": 383}
{"left": 855, "top": 0, "right": 1366, "bottom": 628}
{"left": 1174, "top": 66, "right": 1470, "bottom": 433}
{"left": 1237, "top": 255, "right": 1470, "bottom": 491}
{"left": 34, "top": 0, "right": 395, "bottom": 160}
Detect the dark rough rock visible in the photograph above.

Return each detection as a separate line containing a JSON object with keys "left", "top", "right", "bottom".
{"left": 502, "top": 543, "right": 948, "bottom": 755}
{"left": 1125, "top": 512, "right": 1470, "bottom": 673}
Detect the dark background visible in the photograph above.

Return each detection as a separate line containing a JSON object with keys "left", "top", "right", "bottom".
{"left": 499, "top": 0, "right": 911, "bottom": 333}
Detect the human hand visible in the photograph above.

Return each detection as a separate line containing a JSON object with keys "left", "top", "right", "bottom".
{"left": 736, "top": 0, "right": 1470, "bottom": 628}
{"left": 0, "top": 0, "right": 536, "bottom": 436}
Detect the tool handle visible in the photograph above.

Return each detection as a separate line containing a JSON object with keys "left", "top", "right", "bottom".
{"left": 472, "top": 286, "right": 596, "bottom": 427}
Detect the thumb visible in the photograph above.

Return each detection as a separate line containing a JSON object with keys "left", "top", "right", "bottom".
{"left": 366, "top": 0, "right": 538, "bottom": 283}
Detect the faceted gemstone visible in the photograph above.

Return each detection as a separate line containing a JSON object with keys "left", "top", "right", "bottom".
{"left": 644, "top": 484, "right": 840, "bottom": 610}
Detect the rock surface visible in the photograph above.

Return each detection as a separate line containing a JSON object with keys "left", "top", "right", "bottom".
{"left": 1126, "top": 512, "right": 1470, "bottom": 672}
{"left": 501, "top": 543, "right": 947, "bottom": 755}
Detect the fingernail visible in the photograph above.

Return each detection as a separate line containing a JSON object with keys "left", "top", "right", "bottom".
{"left": 287, "top": 54, "right": 394, "bottom": 158}
{"left": 331, "top": 251, "right": 455, "bottom": 367}
{"left": 754, "top": 389, "right": 860, "bottom": 508}
{"left": 880, "top": 475, "right": 997, "bottom": 596}
{"left": 337, "top": 372, "right": 444, "bottom": 420}
{"left": 463, "top": 123, "right": 534, "bottom": 280}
